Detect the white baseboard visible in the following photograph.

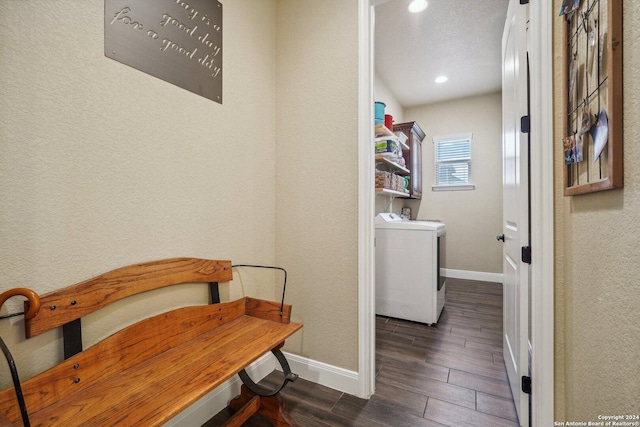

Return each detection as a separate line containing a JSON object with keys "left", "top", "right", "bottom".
{"left": 443, "top": 268, "right": 503, "bottom": 283}
{"left": 166, "top": 352, "right": 360, "bottom": 426}
{"left": 279, "top": 351, "right": 360, "bottom": 396}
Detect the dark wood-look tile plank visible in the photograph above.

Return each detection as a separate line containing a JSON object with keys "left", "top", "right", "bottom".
{"left": 260, "top": 372, "right": 344, "bottom": 412}
{"left": 377, "top": 365, "right": 476, "bottom": 410}
{"left": 446, "top": 303, "right": 504, "bottom": 318}
{"left": 437, "top": 314, "right": 487, "bottom": 331}
{"left": 449, "top": 313, "right": 501, "bottom": 329}
{"left": 424, "top": 398, "right": 520, "bottom": 427}
{"left": 450, "top": 327, "right": 504, "bottom": 348}
{"left": 450, "top": 331, "right": 502, "bottom": 348}
{"left": 425, "top": 355, "right": 507, "bottom": 381}
{"left": 449, "top": 316, "right": 503, "bottom": 331}
{"left": 376, "top": 336, "right": 429, "bottom": 364}
{"left": 414, "top": 339, "right": 495, "bottom": 364}
{"left": 332, "top": 393, "right": 446, "bottom": 427}
{"left": 465, "top": 338, "right": 504, "bottom": 354}
{"left": 376, "top": 327, "right": 416, "bottom": 346}
{"left": 290, "top": 399, "right": 382, "bottom": 427}
{"left": 424, "top": 350, "right": 509, "bottom": 382}
{"left": 367, "top": 381, "right": 429, "bottom": 418}
{"left": 448, "top": 369, "right": 513, "bottom": 400}
{"left": 445, "top": 279, "right": 503, "bottom": 294}
{"left": 394, "top": 323, "right": 453, "bottom": 338}
{"left": 445, "top": 294, "right": 503, "bottom": 308}
{"left": 413, "top": 335, "right": 471, "bottom": 357}
{"left": 376, "top": 316, "right": 398, "bottom": 332}
{"left": 379, "top": 356, "right": 450, "bottom": 383}
{"left": 476, "top": 391, "right": 519, "bottom": 422}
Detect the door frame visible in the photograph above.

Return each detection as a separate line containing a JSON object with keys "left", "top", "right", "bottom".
{"left": 527, "top": 2, "right": 554, "bottom": 425}
{"left": 356, "top": 0, "right": 554, "bottom": 423}
{"left": 357, "top": 0, "right": 376, "bottom": 399}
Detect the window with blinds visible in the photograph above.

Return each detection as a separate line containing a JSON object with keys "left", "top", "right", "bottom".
{"left": 433, "top": 133, "right": 475, "bottom": 190}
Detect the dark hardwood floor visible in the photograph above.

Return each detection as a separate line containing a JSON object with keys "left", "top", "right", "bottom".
{"left": 204, "top": 278, "right": 519, "bottom": 427}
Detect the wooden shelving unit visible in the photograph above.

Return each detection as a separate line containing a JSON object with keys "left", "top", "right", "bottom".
{"left": 375, "top": 125, "right": 411, "bottom": 199}
{"left": 374, "top": 124, "right": 415, "bottom": 198}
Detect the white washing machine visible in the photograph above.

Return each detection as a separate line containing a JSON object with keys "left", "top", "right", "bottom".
{"left": 375, "top": 213, "right": 446, "bottom": 325}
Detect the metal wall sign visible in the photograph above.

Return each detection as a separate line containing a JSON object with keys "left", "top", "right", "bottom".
{"left": 105, "top": 0, "right": 222, "bottom": 103}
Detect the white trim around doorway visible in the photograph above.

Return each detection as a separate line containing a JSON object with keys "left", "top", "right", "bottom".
{"left": 357, "top": 0, "right": 376, "bottom": 400}
{"left": 528, "top": 1, "right": 555, "bottom": 425}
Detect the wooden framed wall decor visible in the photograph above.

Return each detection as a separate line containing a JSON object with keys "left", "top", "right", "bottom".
{"left": 562, "top": 0, "right": 623, "bottom": 196}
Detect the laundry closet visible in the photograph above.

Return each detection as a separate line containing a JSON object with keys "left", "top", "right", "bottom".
{"left": 372, "top": 0, "right": 506, "bottom": 325}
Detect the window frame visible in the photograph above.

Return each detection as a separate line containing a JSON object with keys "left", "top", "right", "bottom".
{"left": 432, "top": 133, "right": 475, "bottom": 191}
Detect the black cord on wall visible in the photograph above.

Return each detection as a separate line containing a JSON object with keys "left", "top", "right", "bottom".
{"left": 0, "top": 312, "right": 24, "bottom": 320}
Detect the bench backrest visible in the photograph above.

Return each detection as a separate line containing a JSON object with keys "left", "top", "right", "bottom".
{"left": 25, "top": 258, "right": 232, "bottom": 338}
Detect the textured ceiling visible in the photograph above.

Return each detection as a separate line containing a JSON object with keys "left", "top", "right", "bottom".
{"left": 374, "top": 0, "right": 510, "bottom": 107}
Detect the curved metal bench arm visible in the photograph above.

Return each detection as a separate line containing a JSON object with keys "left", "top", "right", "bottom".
{"left": 0, "top": 337, "right": 30, "bottom": 427}
{"left": 238, "top": 348, "right": 298, "bottom": 397}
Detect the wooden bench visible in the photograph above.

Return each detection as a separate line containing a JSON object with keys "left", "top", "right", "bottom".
{"left": 0, "top": 258, "right": 303, "bottom": 426}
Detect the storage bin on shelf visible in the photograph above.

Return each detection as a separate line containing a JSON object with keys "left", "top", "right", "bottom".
{"left": 395, "top": 131, "right": 409, "bottom": 147}
{"left": 391, "top": 173, "right": 400, "bottom": 192}
{"left": 375, "top": 139, "right": 399, "bottom": 156}
{"left": 376, "top": 171, "right": 408, "bottom": 194}
{"left": 375, "top": 102, "right": 386, "bottom": 125}
{"left": 393, "top": 174, "right": 408, "bottom": 193}
{"left": 376, "top": 170, "right": 392, "bottom": 189}
{"left": 376, "top": 138, "right": 404, "bottom": 168}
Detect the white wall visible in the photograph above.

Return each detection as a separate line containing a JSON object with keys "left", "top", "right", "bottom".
{"left": 275, "top": 0, "right": 360, "bottom": 372}
{"left": 0, "top": 0, "right": 280, "bottom": 382}
{"left": 552, "top": 0, "right": 640, "bottom": 418}
{"left": 405, "top": 92, "right": 503, "bottom": 274}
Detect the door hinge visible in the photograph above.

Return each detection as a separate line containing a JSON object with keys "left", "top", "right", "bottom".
{"left": 521, "top": 115, "right": 530, "bottom": 133}
{"left": 522, "top": 376, "right": 532, "bottom": 394}
{"left": 522, "top": 246, "right": 532, "bottom": 264}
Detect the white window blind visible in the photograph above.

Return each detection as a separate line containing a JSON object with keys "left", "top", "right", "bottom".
{"left": 433, "top": 133, "right": 474, "bottom": 190}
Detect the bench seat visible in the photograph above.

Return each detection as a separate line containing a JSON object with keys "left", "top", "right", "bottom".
{"left": 32, "top": 307, "right": 298, "bottom": 426}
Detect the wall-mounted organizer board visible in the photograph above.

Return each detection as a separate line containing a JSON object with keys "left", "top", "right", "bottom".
{"left": 562, "top": 0, "right": 623, "bottom": 196}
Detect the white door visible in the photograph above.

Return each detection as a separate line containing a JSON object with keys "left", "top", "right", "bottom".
{"left": 501, "top": 1, "right": 530, "bottom": 425}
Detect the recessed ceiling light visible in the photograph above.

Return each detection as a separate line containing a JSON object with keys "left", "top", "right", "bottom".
{"left": 408, "top": 0, "right": 428, "bottom": 13}
{"left": 435, "top": 75, "right": 448, "bottom": 84}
